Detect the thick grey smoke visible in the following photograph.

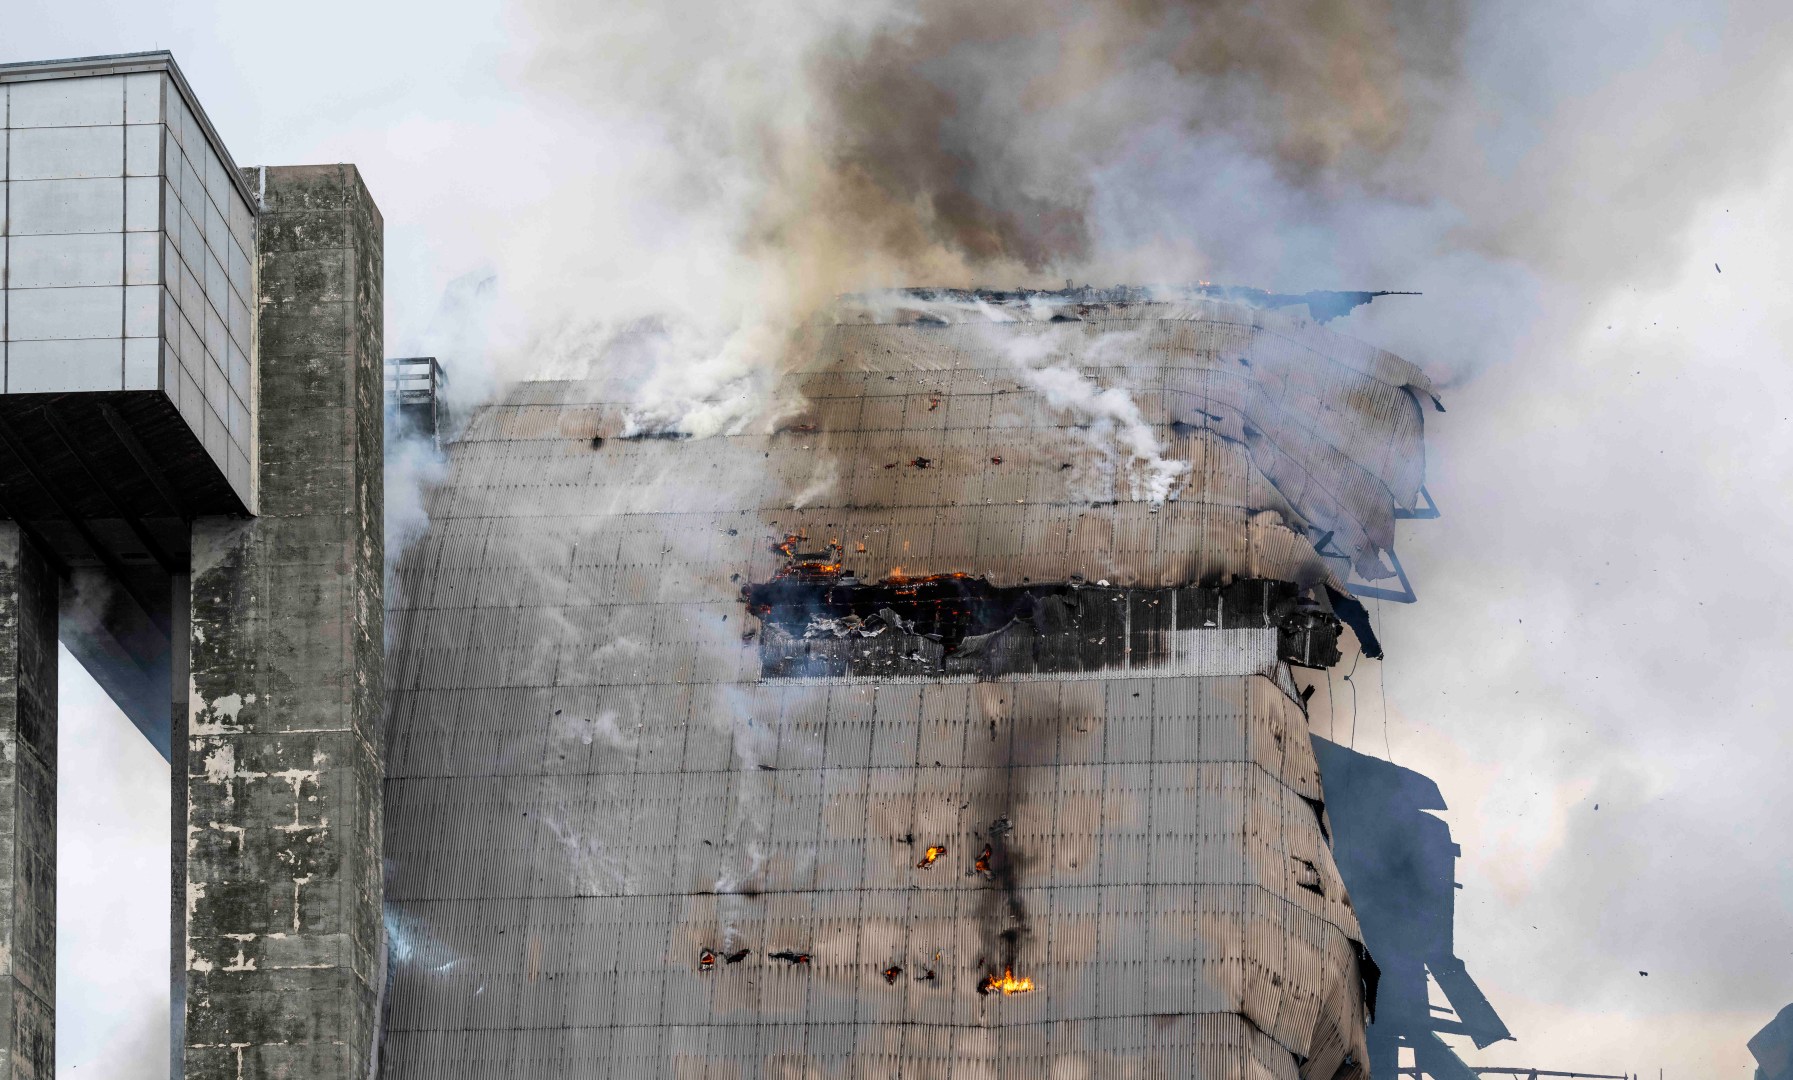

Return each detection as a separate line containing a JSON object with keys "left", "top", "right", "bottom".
{"left": 484, "top": 0, "right": 1483, "bottom": 440}
{"left": 495, "top": 2, "right": 1793, "bottom": 396}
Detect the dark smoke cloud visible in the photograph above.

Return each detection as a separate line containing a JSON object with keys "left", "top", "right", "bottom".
{"left": 806, "top": 0, "right": 1469, "bottom": 271}
{"left": 524, "top": 0, "right": 1472, "bottom": 294}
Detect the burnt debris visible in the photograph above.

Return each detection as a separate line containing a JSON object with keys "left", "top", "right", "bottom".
{"left": 724, "top": 948, "right": 751, "bottom": 964}
{"left": 745, "top": 574, "right": 1343, "bottom": 679}
{"left": 882, "top": 966, "right": 903, "bottom": 984}
{"left": 768, "top": 951, "right": 812, "bottom": 966}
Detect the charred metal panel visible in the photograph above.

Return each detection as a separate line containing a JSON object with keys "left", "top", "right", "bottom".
{"left": 749, "top": 575, "right": 1340, "bottom": 679}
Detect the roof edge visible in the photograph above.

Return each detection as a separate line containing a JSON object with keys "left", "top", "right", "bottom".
{"left": 0, "top": 50, "right": 258, "bottom": 214}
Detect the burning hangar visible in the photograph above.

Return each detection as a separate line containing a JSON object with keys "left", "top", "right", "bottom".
{"left": 0, "top": 48, "right": 1551, "bottom": 1080}
{"left": 378, "top": 289, "right": 1441, "bottom": 1077}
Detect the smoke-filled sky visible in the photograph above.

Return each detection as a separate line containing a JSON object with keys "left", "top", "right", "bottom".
{"left": 8, "top": 1, "right": 1793, "bottom": 1076}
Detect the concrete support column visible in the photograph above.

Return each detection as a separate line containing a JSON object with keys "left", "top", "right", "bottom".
{"left": 182, "top": 166, "right": 384, "bottom": 1078}
{"left": 0, "top": 526, "right": 57, "bottom": 1078}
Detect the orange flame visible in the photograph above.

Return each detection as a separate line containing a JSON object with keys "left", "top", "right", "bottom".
{"left": 980, "top": 969, "right": 1035, "bottom": 996}
{"left": 916, "top": 845, "right": 946, "bottom": 869}
{"left": 974, "top": 844, "right": 993, "bottom": 877}
{"left": 699, "top": 949, "right": 717, "bottom": 971}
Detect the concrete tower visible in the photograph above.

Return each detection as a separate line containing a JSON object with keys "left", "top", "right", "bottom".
{"left": 381, "top": 290, "right": 1439, "bottom": 1077}
{"left": 0, "top": 53, "right": 385, "bottom": 1077}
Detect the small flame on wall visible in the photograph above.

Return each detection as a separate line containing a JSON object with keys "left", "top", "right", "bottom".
{"left": 916, "top": 845, "right": 946, "bottom": 868}
{"left": 979, "top": 968, "right": 1035, "bottom": 996}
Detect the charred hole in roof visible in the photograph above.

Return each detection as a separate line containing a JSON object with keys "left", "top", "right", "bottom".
{"left": 1293, "top": 857, "right": 1325, "bottom": 895}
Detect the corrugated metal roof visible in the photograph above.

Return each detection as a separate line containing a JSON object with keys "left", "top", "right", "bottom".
{"left": 382, "top": 301, "right": 1430, "bottom": 1077}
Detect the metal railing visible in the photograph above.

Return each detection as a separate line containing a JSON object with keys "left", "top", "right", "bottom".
{"left": 384, "top": 357, "right": 450, "bottom": 446}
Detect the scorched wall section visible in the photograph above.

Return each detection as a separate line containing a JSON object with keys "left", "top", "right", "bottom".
{"left": 382, "top": 296, "right": 1436, "bottom": 1078}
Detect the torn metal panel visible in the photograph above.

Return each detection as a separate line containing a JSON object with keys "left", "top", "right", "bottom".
{"left": 381, "top": 298, "right": 1436, "bottom": 1078}
{"left": 1753, "top": 1003, "right": 1793, "bottom": 1080}
{"left": 1312, "top": 736, "right": 1513, "bottom": 1079}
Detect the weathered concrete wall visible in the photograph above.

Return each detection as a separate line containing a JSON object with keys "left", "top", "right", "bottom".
{"left": 0, "top": 525, "right": 57, "bottom": 1079}
{"left": 183, "top": 165, "right": 383, "bottom": 1078}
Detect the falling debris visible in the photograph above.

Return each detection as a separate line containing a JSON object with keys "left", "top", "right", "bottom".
{"left": 916, "top": 845, "right": 946, "bottom": 869}
{"left": 989, "top": 455, "right": 1002, "bottom": 464}
{"left": 973, "top": 845, "right": 993, "bottom": 878}
{"left": 882, "top": 966, "right": 903, "bottom": 984}
{"left": 909, "top": 457, "right": 933, "bottom": 469}
{"left": 699, "top": 950, "right": 717, "bottom": 971}
{"left": 724, "top": 949, "right": 751, "bottom": 964}
{"left": 978, "top": 969, "right": 1036, "bottom": 996}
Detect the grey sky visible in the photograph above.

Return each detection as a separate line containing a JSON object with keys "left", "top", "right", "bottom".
{"left": 6, "top": 1, "right": 1792, "bottom": 1076}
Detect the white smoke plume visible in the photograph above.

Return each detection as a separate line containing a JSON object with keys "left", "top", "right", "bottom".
{"left": 381, "top": 433, "right": 448, "bottom": 645}
{"left": 988, "top": 321, "right": 1189, "bottom": 507}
